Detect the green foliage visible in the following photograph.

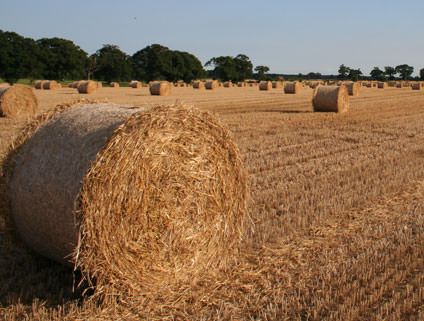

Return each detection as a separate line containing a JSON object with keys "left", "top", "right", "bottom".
{"left": 0, "top": 30, "right": 42, "bottom": 83}
{"left": 306, "top": 72, "right": 322, "bottom": 79}
{"left": 254, "top": 65, "right": 270, "bottom": 81}
{"left": 206, "top": 54, "right": 253, "bottom": 81}
{"left": 92, "top": 44, "right": 132, "bottom": 82}
{"left": 420, "top": 68, "right": 424, "bottom": 81}
{"left": 36, "top": 37, "right": 88, "bottom": 80}
{"left": 395, "top": 64, "right": 414, "bottom": 80}
{"left": 132, "top": 44, "right": 206, "bottom": 82}
{"left": 338, "top": 64, "right": 350, "bottom": 79}
{"left": 348, "top": 68, "right": 362, "bottom": 81}
{"left": 384, "top": 66, "right": 396, "bottom": 80}
{"left": 370, "top": 67, "right": 387, "bottom": 81}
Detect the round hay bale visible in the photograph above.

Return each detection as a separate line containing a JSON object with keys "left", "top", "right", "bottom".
{"left": 224, "top": 81, "right": 233, "bottom": 88}
{"left": 377, "top": 82, "right": 387, "bottom": 89}
{"left": 0, "top": 85, "right": 38, "bottom": 119}
{"left": 96, "top": 82, "right": 103, "bottom": 89}
{"left": 130, "top": 81, "right": 141, "bottom": 88}
{"left": 192, "top": 81, "right": 204, "bottom": 89}
{"left": 411, "top": 83, "right": 422, "bottom": 90}
{"left": 34, "top": 80, "right": 47, "bottom": 90}
{"left": 149, "top": 81, "right": 171, "bottom": 96}
{"left": 259, "top": 81, "right": 272, "bottom": 91}
{"left": 344, "top": 82, "right": 360, "bottom": 96}
{"left": 284, "top": 81, "right": 301, "bottom": 94}
{"left": 77, "top": 81, "right": 97, "bottom": 94}
{"left": 43, "top": 80, "right": 59, "bottom": 90}
{"left": 312, "top": 85, "right": 349, "bottom": 113}
{"left": 272, "top": 81, "right": 283, "bottom": 89}
{"left": 10, "top": 102, "right": 249, "bottom": 301}
{"left": 179, "top": 82, "right": 186, "bottom": 87}
{"left": 205, "top": 80, "right": 218, "bottom": 90}
{"left": 110, "top": 82, "right": 119, "bottom": 88}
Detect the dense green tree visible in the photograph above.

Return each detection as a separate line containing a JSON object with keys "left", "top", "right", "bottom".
{"left": 206, "top": 54, "right": 253, "bottom": 81}
{"left": 395, "top": 64, "right": 414, "bottom": 80}
{"left": 384, "top": 66, "right": 396, "bottom": 80}
{"left": 0, "top": 30, "right": 42, "bottom": 83}
{"left": 420, "top": 68, "right": 424, "bottom": 81}
{"left": 254, "top": 65, "right": 270, "bottom": 80}
{"left": 338, "top": 64, "right": 350, "bottom": 79}
{"left": 370, "top": 67, "right": 386, "bottom": 81}
{"left": 36, "top": 37, "right": 87, "bottom": 80}
{"left": 92, "top": 44, "right": 132, "bottom": 82}
{"left": 307, "top": 72, "right": 322, "bottom": 79}
{"left": 348, "top": 68, "right": 362, "bottom": 81}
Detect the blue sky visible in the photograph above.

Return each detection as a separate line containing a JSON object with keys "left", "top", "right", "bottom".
{"left": 1, "top": 0, "right": 423, "bottom": 75}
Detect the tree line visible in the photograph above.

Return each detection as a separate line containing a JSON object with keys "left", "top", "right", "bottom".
{"left": 337, "top": 64, "right": 422, "bottom": 81}
{"left": 0, "top": 29, "right": 272, "bottom": 84}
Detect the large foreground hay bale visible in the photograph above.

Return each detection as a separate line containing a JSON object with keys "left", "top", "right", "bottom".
{"left": 312, "top": 85, "right": 349, "bottom": 113}
{"left": 10, "top": 102, "right": 248, "bottom": 302}
{"left": 284, "top": 81, "right": 301, "bottom": 94}
{"left": 149, "top": 81, "right": 171, "bottom": 96}
{"left": 205, "top": 80, "right": 218, "bottom": 90}
{"left": 0, "top": 85, "right": 38, "bottom": 119}
{"left": 344, "top": 82, "right": 360, "bottom": 96}
{"left": 259, "top": 81, "right": 272, "bottom": 91}
{"left": 43, "top": 80, "right": 59, "bottom": 90}
{"left": 192, "top": 81, "right": 204, "bottom": 89}
{"left": 77, "top": 81, "right": 97, "bottom": 94}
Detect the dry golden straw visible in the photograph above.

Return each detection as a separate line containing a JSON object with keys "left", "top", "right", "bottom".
{"left": 205, "top": 80, "right": 218, "bottom": 90}
{"left": 9, "top": 102, "right": 249, "bottom": 304}
{"left": 272, "top": 81, "right": 283, "bottom": 89}
{"left": 43, "top": 80, "right": 59, "bottom": 90}
{"left": 77, "top": 81, "right": 97, "bottom": 94}
{"left": 411, "top": 83, "right": 422, "bottom": 90}
{"left": 259, "top": 81, "right": 272, "bottom": 91}
{"left": 130, "top": 81, "right": 141, "bottom": 88}
{"left": 312, "top": 85, "right": 349, "bottom": 113}
{"left": 34, "top": 80, "right": 47, "bottom": 89}
{"left": 224, "top": 81, "right": 233, "bottom": 88}
{"left": 344, "top": 82, "right": 360, "bottom": 96}
{"left": 0, "top": 85, "right": 38, "bottom": 119}
{"left": 378, "top": 82, "right": 387, "bottom": 89}
{"left": 109, "top": 82, "right": 119, "bottom": 88}
{"left": 284, "top": 81, "right": 301, "bottom": 94}
{"left": 192, "top": 81, "right": 204, "bottom": 89}
{"left": 96, "top": 82, "right": 103, "bottom": 89}
{"left": 149, "top": 81, "right": 171, "bottom": 96}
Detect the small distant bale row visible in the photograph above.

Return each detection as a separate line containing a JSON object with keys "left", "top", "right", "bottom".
{"left": 35, "top": 80, "right": 61, "bottom": 90}
{"left": 313, "top": 85, "right": 349, "bottom": 113}
{"left": 0, "top": 84, "right": 38, "bottom": 119}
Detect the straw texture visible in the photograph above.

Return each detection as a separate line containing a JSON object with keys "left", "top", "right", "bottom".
{"left": 0, "top": 85, "right": 38, "bottom": 119}
{"left": 205, "top": 80, "right": 218, "bottom": 90}
{"left": 77, "top": 81, "right": 97, "bottom": 94}
{"left": 312, "top": 85, "right": 349, "bottom": 113}
{"left": 344, "top": 82, "right": 360, "bottom": 96}
{"left": 284, "top": 81, "right": 301, "bottom": 94}
{"left": 259, "top": 81, "right": 272, "bottom": 91}
{"left": 149, "top": 81, "right": 171, "bottom": 96}
{"left": 9, "top": 102, "right": 249, "bottom": 304}
{"left": 43, "top": 80, "right": 59, "bottom": 90}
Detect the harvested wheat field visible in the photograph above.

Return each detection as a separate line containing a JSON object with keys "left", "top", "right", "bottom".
{"left": 1, "top": 85, "right": 424, "bottom": 320}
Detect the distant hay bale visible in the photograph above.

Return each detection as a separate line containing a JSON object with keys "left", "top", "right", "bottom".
{"left": 378, "top": 82, "right": 387, "bottom": 89}
{"left": 77, "top": 81, "right": 97, "bottom": 94}
{"left": 272, "top": 81, "right": 283, "bottom": 89}
{"left": 284, "top": 81, "right": 301, "bottom": 94}
{"left": 110, "top": 82, "right": 119, "bottom": 88}
{"left": 130, "top": 81, "right": 141, "bottom": 88}
{"left": 43, "top": 80, "right": 59, "bottom": 90}
{"left": 193, "top": 81, "right": 204, "bottom": 89}
{"left": 0, "top": 85, "right": 38, "bottom": 119}
{"left": 224, "top": 81, "right": 233, "bottom": 88}
{"left": 344, "top": 82, "right": 360, "bottom": 96}
{"left": 309, "top": 81, "right": 321, "bottom": 89}
{"left": 411, "top": 83, "right": 422, "bottom": 90}
{"left": 179, "top": 82, "right": 186, "bottom": 87}
{"left": 205, "top": 80, "right": 218, "bottom": 90}
{"left": 34, "top": 80, "right": 47, "bottom": 89}
{"left": 149, "top": 81, "right": 172, "bottom": 96}
{"left": 259, "top": 81, "right": 272, "bottom": 91}
{"left": 9, "top": 102, "right": 249, "bottom": 302}
{"left": 97, "top": 82, "right": 103, "bottom": 88}
{"left": 312, "top": 85, "right": 349, "bottom": 113}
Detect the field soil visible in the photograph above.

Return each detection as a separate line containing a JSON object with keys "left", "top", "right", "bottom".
{"left": 1, "top": 85, "right": 424, "bottom": 320}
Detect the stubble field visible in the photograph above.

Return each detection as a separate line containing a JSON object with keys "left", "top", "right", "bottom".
{"left": 1, "top": 85, "right": 424, "bottom": 320}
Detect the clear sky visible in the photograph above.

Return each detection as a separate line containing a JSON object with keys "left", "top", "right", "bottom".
{"left": 1, "top": 0, "right": 423, "bottom": 76}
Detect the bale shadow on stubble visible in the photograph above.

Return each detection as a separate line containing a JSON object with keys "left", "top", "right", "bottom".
{"left": 262, "top": 109, "right": 313, "bottom": 114}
